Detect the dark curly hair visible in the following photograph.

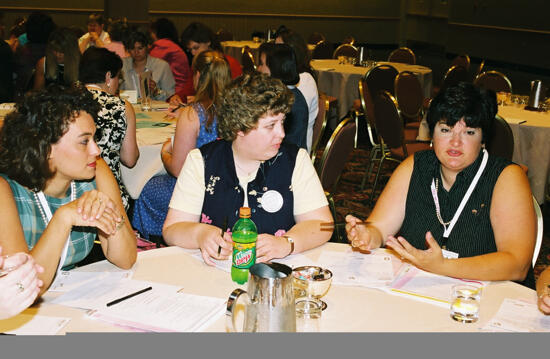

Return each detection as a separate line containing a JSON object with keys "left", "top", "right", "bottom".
{"left": 0, "top": 84, "right": 100, "bottom": 191}
{"left": 215, "top": 72, "right": 293, "bottom": 141}
{"left": 427, "top": 82, "right": 497, "bottom": 144}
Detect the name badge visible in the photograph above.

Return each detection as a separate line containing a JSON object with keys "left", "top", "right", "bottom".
{"left": 260, "top": 190, "right": 283, "bottom": 213}
{"left": 442, "top": 249, "right": 459, "bottom": 259}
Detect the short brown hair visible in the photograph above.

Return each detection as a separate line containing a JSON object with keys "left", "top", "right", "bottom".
{"left": 215, "top": 73, "right": 293, "bottom": 141}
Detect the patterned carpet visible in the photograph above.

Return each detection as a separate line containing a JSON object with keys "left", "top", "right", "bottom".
{"left": 321, "top": 141, "right": 550, "bottom": 280}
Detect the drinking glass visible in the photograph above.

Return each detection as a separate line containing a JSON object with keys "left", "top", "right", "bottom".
{"left": 295, "top": 297, "right": 322, "bottom": 332}
{"left": 450, "top": 284, "right": 482, "bottom": 323}
{"left": 292, "top": 266, "right": 332, "bottom": 310}
{"left": 0, "top": 253, "right": 29, "bottom": 278}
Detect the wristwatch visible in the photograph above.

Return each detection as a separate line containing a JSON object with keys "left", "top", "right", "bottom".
{"left": 282, "top": 235, "right": 294, "bottom": 255}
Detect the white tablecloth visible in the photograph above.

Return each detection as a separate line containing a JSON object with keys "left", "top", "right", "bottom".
{"left": 1, "top": 242, "right": 539, "bottom": 333}
{"left": 221, "top": 41, "right": 316, "bottom": 66}
{"left": 498, "top": 105, "right": 550, "bottom": 203}
{"left": 311, "top": 59, "right": 433, "bottom": 120}
{"left": 121, "top": 110, "right": 176, "bottom": 199}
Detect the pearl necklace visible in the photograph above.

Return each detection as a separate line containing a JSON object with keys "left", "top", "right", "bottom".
{"left": 434, "top": 178, "right": 451, "bottom": 227}
{"left": 33, "top": 181, "right": 77, "bottom": 226}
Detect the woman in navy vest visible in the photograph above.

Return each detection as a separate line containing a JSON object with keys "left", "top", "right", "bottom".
{"left": 163, "top": 72, "right": 332, "bottom": 265}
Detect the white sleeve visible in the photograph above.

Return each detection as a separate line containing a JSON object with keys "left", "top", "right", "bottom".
{"left": 169, "top": 149, "right": 205, "bottom": 215}
{"left": 291, "top": 149, "right": 328, "bottom": 215}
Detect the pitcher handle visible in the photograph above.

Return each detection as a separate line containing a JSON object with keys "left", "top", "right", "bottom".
{"left": 226, "top": 288, "right": 248, "bottom": 332}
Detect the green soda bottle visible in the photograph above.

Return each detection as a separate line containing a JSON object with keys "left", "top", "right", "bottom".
{"left": 231, "top": 207, "right": 258, "bottom": 284}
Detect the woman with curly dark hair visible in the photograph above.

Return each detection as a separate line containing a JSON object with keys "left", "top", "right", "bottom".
{"left": 162, "top": 72, "right": 332, "bottom": 266}
{"left": 0, "top": 84, "right": 136, "bottom": 296}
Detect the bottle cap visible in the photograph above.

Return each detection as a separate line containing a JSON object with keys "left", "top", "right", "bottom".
{"left": 239, "top": 207, "right": 251, "bottom": 218}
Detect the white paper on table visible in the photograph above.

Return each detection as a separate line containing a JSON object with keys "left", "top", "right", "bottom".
{"left": 48, "top": 270, "right": 133, "bottom": 293}
{"left": 482, "top": 298, "right": 550, "bottom": 332}
{"left": 387, "top": 265, "right": 488, "bottom": 308}
{"left": 317, "top": 250, "right": 395, "bottom": 288}
{"left": 190, "top": 251, "right": 232, "bottom": 272}
{"left": 87, "top": 281, "right": 226, "bottom": 332}
{"left": 276, "top": 252, "right": 320, "bottom": 269}
{"left": 1, "top": 315, "right": 70, "bottom": 335}
{"left": 51, "top": 278, "right": 157, "bottom": 310}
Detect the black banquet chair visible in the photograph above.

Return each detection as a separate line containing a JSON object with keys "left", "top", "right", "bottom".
{"left": 315, "top": 117, "right": 356, "bottom": 242}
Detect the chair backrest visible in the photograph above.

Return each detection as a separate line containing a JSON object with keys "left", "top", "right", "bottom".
{"left": 308, "top": 32, "right": 325, "bottom": 45}
{"left": 474, "top": 60, "right": 485, "bottom": 81}
{"left": 388, "top": 47, "right": 416, "bottom": 65}
{"left": 216, "top": 28, "right": 233, "bottom": 42}
{"left": 316, "top": 117, "right": 356, "bottom": 191}
{"left": 365, "top": 64, "right": 399, "bottom": 96}
{"left": 332, "top": 44, "right": 358, "bottom": 59}
{"left": 441, "top": 65, "right": 469, "bottom": 91}
{"left": 487, "top": 115, "right": 514, "bottom": 161}
{"left": 311, "top": 94, "right": 332, "bottom": 162}
{"left": 241, "top": 46, "right": 256, "bottom": 73}
{"left": 533, "top": 196, "right": 544, "bottom": 267}
{"left": 312, "top": 40, "right": 333, "bottom": 59}
{"left": 342, "top": 35, "right": 355, "bottom": 45}
{"left": 474, "top": 70, "right": 513, "bottom": 93}
{"left": 373, "top": 91, "right": 405, "bottom": 151}
{"left": 394, "top": 71, "right": 423, "bottom": 119}
{"left": 451, "top": 54, "right": 471, "bottom": 72}
{"left": 358, "top": 77, "right": 379, "bottom": 147}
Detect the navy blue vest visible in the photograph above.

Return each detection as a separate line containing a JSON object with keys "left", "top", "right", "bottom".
{"left": 199, "top": 140, "right": 298, "bottom": 234}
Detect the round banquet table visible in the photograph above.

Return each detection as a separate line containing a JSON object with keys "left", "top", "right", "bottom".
{"left": 0, "top": 243, "right": 539, "bottom": 333}
{"left": 311, "top": 59, "right": 433, "bottom": 120}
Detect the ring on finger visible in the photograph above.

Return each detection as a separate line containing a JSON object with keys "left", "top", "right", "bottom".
{"left": 16, "top": 282, "right": 24, "bottom": 292}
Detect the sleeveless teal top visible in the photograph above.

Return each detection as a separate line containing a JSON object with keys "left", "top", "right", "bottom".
{"left": 1, "top": 174, "right": 97, "bottom": 269}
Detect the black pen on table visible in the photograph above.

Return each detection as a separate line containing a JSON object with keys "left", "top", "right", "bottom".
{"left": 106, "top": 286, "right": 152, "bottom": 307}
{"left": 518, "top": 120, "right": 527, "bottom": 124}
{"left": 218, "top": 217, "right": 228, "bottom": 256}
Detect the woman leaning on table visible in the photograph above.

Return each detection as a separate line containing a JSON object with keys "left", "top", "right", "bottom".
{"left": 346, "top": 82, "right": 536, "bottom": 288}
{"left": 162, "top": 72, "right": 333, "bottom": 265}
{"left": 0, "top": 84, "right": 136, "bottom": 296}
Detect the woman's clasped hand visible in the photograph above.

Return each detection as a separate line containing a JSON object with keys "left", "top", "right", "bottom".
{"left": 70, "top": 189, "right": 124, "bottom": 235}
{"left": 0, "top": 247, "right": 44, "bottom": 319}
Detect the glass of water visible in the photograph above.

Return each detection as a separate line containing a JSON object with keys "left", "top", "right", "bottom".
{"left": 450, "top": 284, "right": 482, "bottom": 323}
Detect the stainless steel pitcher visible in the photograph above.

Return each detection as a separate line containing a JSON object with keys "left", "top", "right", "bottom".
{"left": 226, "top": 262, "right": 296, "bottom": 332}
{"left": 527, "top": 80, "right": 546, "bottom": 109}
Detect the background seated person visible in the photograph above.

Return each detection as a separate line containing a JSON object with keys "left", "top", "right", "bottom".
{"left": 33, "top": 27, "right": 80, "bottom": 90}
{"left": 80, "top": 47, "right": 139, "bottom": 211}
{"left": 180, "top": 22, "right": 242, "bottom": 79}
{"left": 0, "top": 84, "right": 137, "bottom": 296}
{"left": 120, "top": 31, "right": 176, "bottom": 102}
{"left": 258, "top": 43, "right": 309, "bottom": 150}
{"left": 78, "top": 13, "right": 110, "bottom": 53}
{"left": 537, "top": 266, "right": 550, "bottom": 315}
{"left": 163, "top": 73, "right": 333, "bottom": 265}
{"left": 149, "top": 18, "right": 194, "bottom": 105}
{"left": 0, "top": 246, "right": 43, "bottom": 319}
{"left": 346, "top": 82, "right": 536, "bottom": 288}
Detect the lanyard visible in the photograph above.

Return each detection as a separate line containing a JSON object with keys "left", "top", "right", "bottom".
{"left": 35, "top": 183, "right": 75, "bottom": 274}
{"left": 430, "top": 149, "right": 488, "bottom": 239}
